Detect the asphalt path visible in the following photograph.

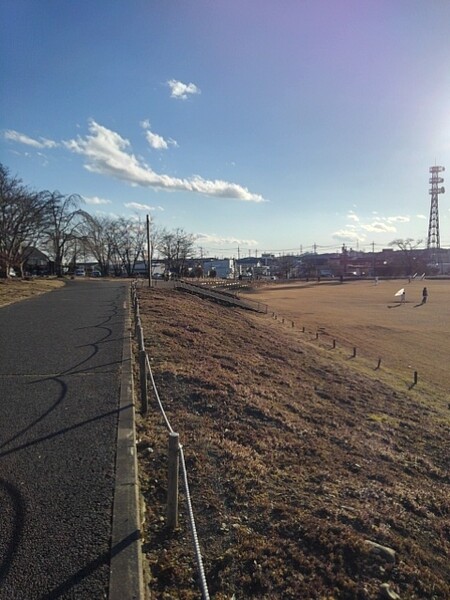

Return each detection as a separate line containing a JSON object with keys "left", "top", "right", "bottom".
{"left": 0, "top": 279, "right": 129, "bottom": 599}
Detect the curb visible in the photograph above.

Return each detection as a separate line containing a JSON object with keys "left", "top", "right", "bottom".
{"left": 109, "top": 291, "right": 144, "bottom": 599}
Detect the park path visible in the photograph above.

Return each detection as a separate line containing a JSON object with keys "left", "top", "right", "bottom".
{"left": 0, "top": 279, "right": 130, "bottom": 599}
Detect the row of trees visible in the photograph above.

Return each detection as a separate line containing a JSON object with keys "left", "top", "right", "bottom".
{"left": 0, "top": 164, "right": 196, "bottom": 278}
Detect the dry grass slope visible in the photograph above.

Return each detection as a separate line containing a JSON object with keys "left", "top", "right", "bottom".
{"left": 136, "top": 285, "right": 449, "bottom": 600}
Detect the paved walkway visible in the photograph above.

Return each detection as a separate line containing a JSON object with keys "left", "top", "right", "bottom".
{"left": 0, "top": 279, "right": 135, "bottom": 599}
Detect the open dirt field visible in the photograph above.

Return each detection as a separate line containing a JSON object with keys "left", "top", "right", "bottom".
{"left": 242, "top": 279, "right": 450, "bottom": 399}
{"left": 136, "top": 283, "right": 449, "bottom": 600}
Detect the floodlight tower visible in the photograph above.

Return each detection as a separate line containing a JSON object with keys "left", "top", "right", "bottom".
{"left": 427, "top": 166, "right": 445, "bottom": 268}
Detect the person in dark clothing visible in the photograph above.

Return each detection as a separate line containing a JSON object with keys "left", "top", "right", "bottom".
{"left": 422, "top": 287, "right": 428, "bottom": 304}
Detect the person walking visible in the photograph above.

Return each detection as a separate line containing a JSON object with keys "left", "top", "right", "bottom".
{"left": 422, "top": 287, "right": 428, "bottom": 304}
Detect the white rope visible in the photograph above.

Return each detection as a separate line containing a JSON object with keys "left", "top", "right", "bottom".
{"left": 179, "top": 445, "right": 210, "bottom": 600}
{"left": 145, "top": 353, "right": 174, "bottom": 434}
{"left": 135, "top": 291, "right": 210, "bottom": 599}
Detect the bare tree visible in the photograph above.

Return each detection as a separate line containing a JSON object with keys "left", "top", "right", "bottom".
{"left": 110, "top": 217, "right": 147, "bottom": 277}
{"left": 157, "top": 228, "right": 195, "bottom": 277}
{"left": 277, "top": 255, "right": 296, "bottom": 279}
{"left": 40, "top": 191, "right": 84, "bottom": 276}
{"left": 77, "top": 214, "right": 118, "bottom": 276}
{"left": 389, "top": 238, "right": 424, "bottom": 277}
{"left": 0, "top": 164, "right": 49, "bottom": 278}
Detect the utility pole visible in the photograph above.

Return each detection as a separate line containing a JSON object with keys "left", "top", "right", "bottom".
{"left": 146, "top": 214, "right": 152, "bottom": 288}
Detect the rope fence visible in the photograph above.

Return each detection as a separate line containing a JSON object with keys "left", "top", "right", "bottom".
{"left": 268, "top": 310, "right": 420, "bottom": 389}
{"left": 130, "top": 278, "right": 422, "bottom": 598}
{"left": 131, "top": 282, "right": 210, "bottom": 600}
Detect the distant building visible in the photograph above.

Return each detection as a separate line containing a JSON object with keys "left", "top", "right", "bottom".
{"left": 23, "top": 248, "right": 52, "bottom": 275}
{"left": 203, "top": 258, "right": 235, "bottom": 279}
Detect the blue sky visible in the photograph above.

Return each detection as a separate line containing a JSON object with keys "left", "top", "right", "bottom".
{"left": 2, "top": 0, "right": 450, "bottom": 257}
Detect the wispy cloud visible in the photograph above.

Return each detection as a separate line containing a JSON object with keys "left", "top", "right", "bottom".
{"left": 416, "top": 214, "right": 427, "bottom": 219}
{"left": 347, "top": 211, "right": 360, "bottom": 222}
{"left": 124, "top": 202, "right": 164, "bottom": 212}
{"left": 332, "top": 229, "right": 366, "bottom": 243}
{"left": 195, "top": 233, "right": 258, "bottom": 246}
{"left": 361, "top": 221, "right": 397, "bottom": 233}
{"left": 140, "top": 120, "right": 177, "bottom": 150}
{"left": 83, "top": 195, "right": 112, "bottom": 205}
{"left": 386, "top": 215, "right": 410, "bottom": 223}
{"left": 4, "top": 129, "right": 58, "bottom": 148}
{"left": 167, "top": 79, "right": 200, "bottom": 100}
{"left": 65, "top": 120, "right": 264, "bottom": 202}
{"left": 341, "top": 212, "right": 412, "bottom": 239}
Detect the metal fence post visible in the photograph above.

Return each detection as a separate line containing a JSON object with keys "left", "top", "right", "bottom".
{"left": 167, "top": 432, "right": 180, "bottom": 530}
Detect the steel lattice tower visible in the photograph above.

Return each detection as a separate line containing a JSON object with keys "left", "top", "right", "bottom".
{"left": 427, "top": 166, "right": 445, "bottom": 266}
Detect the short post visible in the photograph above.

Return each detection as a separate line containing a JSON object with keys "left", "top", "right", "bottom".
{"left": 352, "top": 347, "right": 357, "bottom": 358}
{"left": 282, "top": 318, "right": 285, "bottom": 324}
{"left": 332, "top": 339, "right": 336, "bottom": 349}
{"left": 291, "top": 321, "right": 294, "bottom": 328}
{"left": 139, "top": 350, "right": 148, "bottom": 414}
{"left": 138, "top": 325, "right": 145, "bottom": 352}
{"left": 135, "top": 316, "right": 142, "bottom": 339}
{"left": 302, "top": 326, "right": 305, "bottom": 333}
{"left": 414, "top": 370, "right": 418, "bottom": 385}
{"left": 316, "top": 332, "right": 319, "bottom": 340}
{"left": 376, "top": 358, "right": 381, "bottom": 369}
{"left": 167, "top": 432, "right": 180, "bottom": 530}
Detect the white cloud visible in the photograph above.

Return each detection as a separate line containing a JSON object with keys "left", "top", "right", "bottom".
{"left": 386, "top": 215, "right": 410, "bottom": 223}
{"left": 83, "top": 195, "right": 112, "bottom": 205}
{"left": 195, "top": 233, "right": 258, "bottom": 246}
{"left": 167, "top": 79, "right": 200, "bottom": 100}
{"left": 341, "top": 213, "right": 411, "bottom": 239}
{"left": 65, "top": 120, "right": 264, "bottom": 202}
{"left": 347, "top": 211, "right": 360, "bottom": 222}
{"left": 124, "top": 202, "right": 163, "bottom": 212}
{"left": 332, "top": 229, "right": 366, "bottom": 242}
{"left": 361, "top": 221, "right": 397, "bottom": 233}
{"left": 416, "top": 214, "right": 427, "bottom": 219}
{"left": 145, "top": 130, "right": 168, "bottom": 150}
{"left": 140, "top": 120, "right": 177, "bottom": 150}
{"left": 4, "top": 129, "right": 58, "bottom": 148}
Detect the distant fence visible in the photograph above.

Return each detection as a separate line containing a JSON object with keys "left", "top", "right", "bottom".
{"left": 268, "top": 310, "right": 420, "bottom": 389}
{"left": 131, "top": 282, "right": 210, "bottom": 600}
{"left": 174, "top": 280, "right": 268, "bottom": 313}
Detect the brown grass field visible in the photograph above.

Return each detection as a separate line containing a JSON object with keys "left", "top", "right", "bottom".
{"left": 242, "top": 279, "right": 450, "bottom": 399}
{"left": 136, "top": 281, "right": 449, "bottom": 600}
{"left": 0, "top": 278, "right": 65, "bottom": 307}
